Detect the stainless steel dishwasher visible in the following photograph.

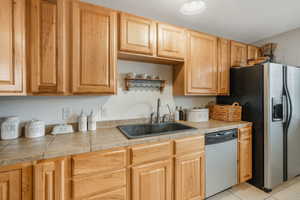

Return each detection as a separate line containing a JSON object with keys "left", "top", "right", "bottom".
{"left": 205, "top": 129, "right": 238, "bottom": 198}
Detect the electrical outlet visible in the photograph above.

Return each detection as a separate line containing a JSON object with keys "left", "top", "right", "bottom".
{"left": 62, "top": 107, "right": 72, "bottom": 121}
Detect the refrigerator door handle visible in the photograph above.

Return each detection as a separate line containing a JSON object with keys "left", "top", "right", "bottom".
{"left": 282, "top": 95, "right": 288, "bottom": 123}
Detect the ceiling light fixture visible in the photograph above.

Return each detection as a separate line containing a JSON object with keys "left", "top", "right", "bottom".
{"left": 180, "top": 0, "right": 207, "bottom": 15}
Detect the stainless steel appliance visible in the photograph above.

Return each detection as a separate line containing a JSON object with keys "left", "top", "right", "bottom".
{"left": 205, "top": 129, "right": 238, "bottom": 198}
{"left": 217, "top": 62, "right": 300, "bottom": 191}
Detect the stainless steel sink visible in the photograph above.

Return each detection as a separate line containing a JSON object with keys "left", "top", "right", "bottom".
{"left": 117, "top": 122, "right": 196, "bottom": 139}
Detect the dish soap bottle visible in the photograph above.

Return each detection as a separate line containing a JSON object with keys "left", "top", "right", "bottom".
{"left": 78, "top": 111, "right": 87, "bottom": 132}
{"left": 88, "top": 110, "right": 97, "bottom": 131}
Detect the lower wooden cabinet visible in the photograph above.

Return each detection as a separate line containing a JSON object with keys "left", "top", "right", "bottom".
{"left": 34, "top": 158, "right": 68, "bottom": 200}
{"left": 238, "top": 126, "right": 253, "bottom": 183}
{"left": 0, "top": 169, "right": 22, "bottom": 199}
{"left": 132, "top": 160, "right": 172, "bottom": 200}
{"left": 175, "top": 153, "right": 205, "bottom": 200}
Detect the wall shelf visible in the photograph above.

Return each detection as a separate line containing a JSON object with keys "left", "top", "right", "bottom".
{"left": 125, "top": 78, "right": 167, "bottom": 92}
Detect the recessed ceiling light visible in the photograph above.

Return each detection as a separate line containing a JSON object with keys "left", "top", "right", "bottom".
{"left": 180, "top": 0, "right": 207, "bottom": 15}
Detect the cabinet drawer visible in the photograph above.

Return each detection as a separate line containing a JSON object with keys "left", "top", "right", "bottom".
{"left": 72, "top": 148, "right": 127, "bottom": 176}
{"left": 86, "top": 187, "right": 127, "bottom": 200}
{"left": 131, "top": 141, "right": 172, "bottom": 165}
{"left": 175, "top": 136, "right": 204, "bottom": 155}
{"left": 239, "top": 126, "right": 252, "bottom": 140}
{"left": 72, "top": 169, "right": 126, "bottom": 199}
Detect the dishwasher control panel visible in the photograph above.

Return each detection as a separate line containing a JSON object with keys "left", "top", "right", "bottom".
{"left": 205, "top": 129, "right": 237, "bottom": 145}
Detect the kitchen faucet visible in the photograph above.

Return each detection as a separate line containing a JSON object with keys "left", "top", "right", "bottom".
{"left": 150, "top": 98, "right": 161, "bottom": 124}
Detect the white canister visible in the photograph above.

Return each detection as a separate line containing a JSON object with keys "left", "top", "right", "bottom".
{"left": 1, "top": 117, "right": 20, "bottom": 140}
{"left": 187, "top": 108, "right": 209, "bottom": 122}
{"left": 78, "top": 111, "right": 87, "bottom": 132}
{"left": 25, "top": 120, "right": 45, "bottom": 138}
{"left": 88, "top": 111, "right": 97, "bottom": 131}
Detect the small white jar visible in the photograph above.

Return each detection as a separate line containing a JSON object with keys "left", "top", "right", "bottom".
{"left": 78, "top": 111, "right": 87, "bottom": 132}
{"left": 25, "top": 120, "right": 45, "bottom": 138}
{"left": 88, "top": 111, "right": 97, "bottom": 131}
{"left": 1, "top": 117, "right": 20, "bottom": 140}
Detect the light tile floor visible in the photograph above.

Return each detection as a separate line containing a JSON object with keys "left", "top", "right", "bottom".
{"left": 207, "top": 176, "right": 300, "bottom": 200}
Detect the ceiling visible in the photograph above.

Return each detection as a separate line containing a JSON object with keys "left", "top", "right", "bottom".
{"left": 83, "top": 0, "right": 300, "bottom": 43}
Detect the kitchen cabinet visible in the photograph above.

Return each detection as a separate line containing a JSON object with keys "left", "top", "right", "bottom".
{"left": 238, "top": 126, "right": 253, "bottom": 183}
{"left": 157, "top": 23, "right": 185, "bottom": 60}
{"left": 231, "top": 41, "right": 247, "bottom": 67}
{"left": 72, "top": 2, "right": 117, "bottom": 94}
{"left": 217, "top": 38, "right": 230, "bottom": 95}
{"left": 247, "top": 45, "right": 259, "bottom": 61}
{"left": 34, "top": 158, "right": 68, "bottom": 200}
{"left": 132, "top": 160, "right": 172, "bottom": 200}
{"left": 0, "top": 0, "right": 26, "bottom": 95}
{"left": 185, "top": 31, "right": 218, "bottom": 95}
{"left": 175, "top": 136, "right": 205, "bottom": 200}
{"left": 119, "top": 13, "right": 156, "bottom": 55}
{"left": 28, "top": 0, "right": 69, "bottom": 94}
{"left": 0, "top": 163, "right": 32, "bottom": 200}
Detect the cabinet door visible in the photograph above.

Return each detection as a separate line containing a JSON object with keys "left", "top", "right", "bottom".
{"left": 186, "top": 31, "right": 218, "bottom": 95}
{"left": 0, "top": 0, "right": 25, "bottom": 95}
{"left": 72, "top": 2, "right": 117, "bottom": 94}
{"left": 29, "top": 0, "right": 67, "bottom": 94}
{"left": 175, "top": 153, "right": 205, "bottom": 200}
{"left": 230, "top": 41, "right": 247, "bottom": 67}
{"left": 217, "top": 38, "right": 230, "bottom": 95}
{"left": 238, "top": 126, "right": 252, "bottom": 183}
{"left": 120, "top": 13, "right": 156, "bottom": 55}
{"left": 132, "top": 160, "right": 172, "bottom": 200}
{"left": 157, "top": 23, "right": 185, "bottom": 59}
{"left": 0, "top": 170, "right": 21, "bottom": 199}
{"left": 34, "top": 159, "right": 67, "bottom": 200}
{"left": 247, "top": 45, "right": 259, "bottom": 61}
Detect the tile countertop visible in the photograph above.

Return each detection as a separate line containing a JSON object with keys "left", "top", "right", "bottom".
{"left": 0, "top": 120, "right": 251, "bottom": 167}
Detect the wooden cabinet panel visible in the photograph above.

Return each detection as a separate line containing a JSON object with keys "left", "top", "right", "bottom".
{"left": 0, "top": 170, "right": 21, "bottom": 200}
{"left": 174, "top": 136, "right": 204, "bottom": 156}
{"left": 34, "top": 159, "right": 67, "bottom": 200}
{"left": 29, "top": 0, "right": 67, "bottom": 94}
{"left": 247, "top": 45, "right": 259, "bottom": 61}
{"left": 175, "top": 153, "right": 205, "bottom": 200}
{"left": 231, "top": 41, "right": 247, "bottom": 67}
{"left": 157, "top": 23, "right": 185, "bottom": 59}
{"left": 131, "top": 141, "right": 172, "bottom": 165}
{"left": 186, "top": 31, "right": 218, "bottom": 95}
{"left": 0, "top": 0, "right": 25, "bottom": 95}
{"left": 72, "top": 2, "right": 117, "bottom": 94}
{"left": 86, "top": 188, "right": 126, "bottom": 200}
{"left": 217, "top": 38, "right": 230, "bottom": 95}
{"left": 132, "top": 160, "right": 172, "bottom": 200}
{"left": 238, "top": 126, "right": 252, "bottom": 183}
{"left": 72, "top": 148, "right": 127, "bottom": 176}
{"left": 72, "top": 169, "right": 126, "bottom": 199}
{"left": 120, "top": 13, "right": 156, "bottom": 55}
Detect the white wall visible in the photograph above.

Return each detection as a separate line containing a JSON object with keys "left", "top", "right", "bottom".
{"left": 0, "top": 60, "right": 215, "bottom": 124}
{"left": 254, "top": 27, "right": 300, "bottom": 66}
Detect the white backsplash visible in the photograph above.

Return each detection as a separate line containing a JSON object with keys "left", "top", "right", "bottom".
{"left": 0, "top": 60, "right": 215, "bottom": 124}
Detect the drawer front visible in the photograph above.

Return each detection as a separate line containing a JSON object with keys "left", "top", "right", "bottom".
{"left": 72, "top": 148, "right": 127, "bottom": 176}
{"left": 239, "top": 126, "right": 252, "bottom": 140}
{"left": 87, "top": 187, "right": 127, "bottom": 200}
{"left": 175, "top": 136, "right": 204, "bottom": 155}
{"left": 131, "top": 141, "right": 172, "bottom": 165}
{"left": 72, "top": 169, "right": 126, "bottom": 199}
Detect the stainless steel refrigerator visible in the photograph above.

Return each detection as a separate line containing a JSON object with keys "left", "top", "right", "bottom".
{"left": 217, "top": 62, "right": 300, "bottom": 191}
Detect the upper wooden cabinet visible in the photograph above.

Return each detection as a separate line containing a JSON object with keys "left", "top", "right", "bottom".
{"left": 34, "top": 158, "right": 68, "bottom": 200}
{"left": 231, "top": 41, "right": 247, "bottom": 67}
{"left": 238, "top": 126, "right": 253, "bottom": 183}
{"left": 29, "top": 0, "right": 68, "bottom": 94}
{"left": 0, "top": 0, "right": 26, "bottom": 95}
{"left": 247, "top": 45, "right": 259, "bottom": 61}
{"left": 72, "top": 2, "right": 117, "bottom": 94}
{"left": 119, "top": 13, "right": 156, "bottom": 55}
{"left": 186, "top": 31, "right": 218, "bottom": 95}
{"left": 217, "top": 38, "right": 230, "bottom": 95}
{"left": 157, "top": 23, "right": 185, "bottom": 60}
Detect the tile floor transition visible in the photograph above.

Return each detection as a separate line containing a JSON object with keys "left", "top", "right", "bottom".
{"left": 207, "top": 176, "right": 300, "bottom": 200}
